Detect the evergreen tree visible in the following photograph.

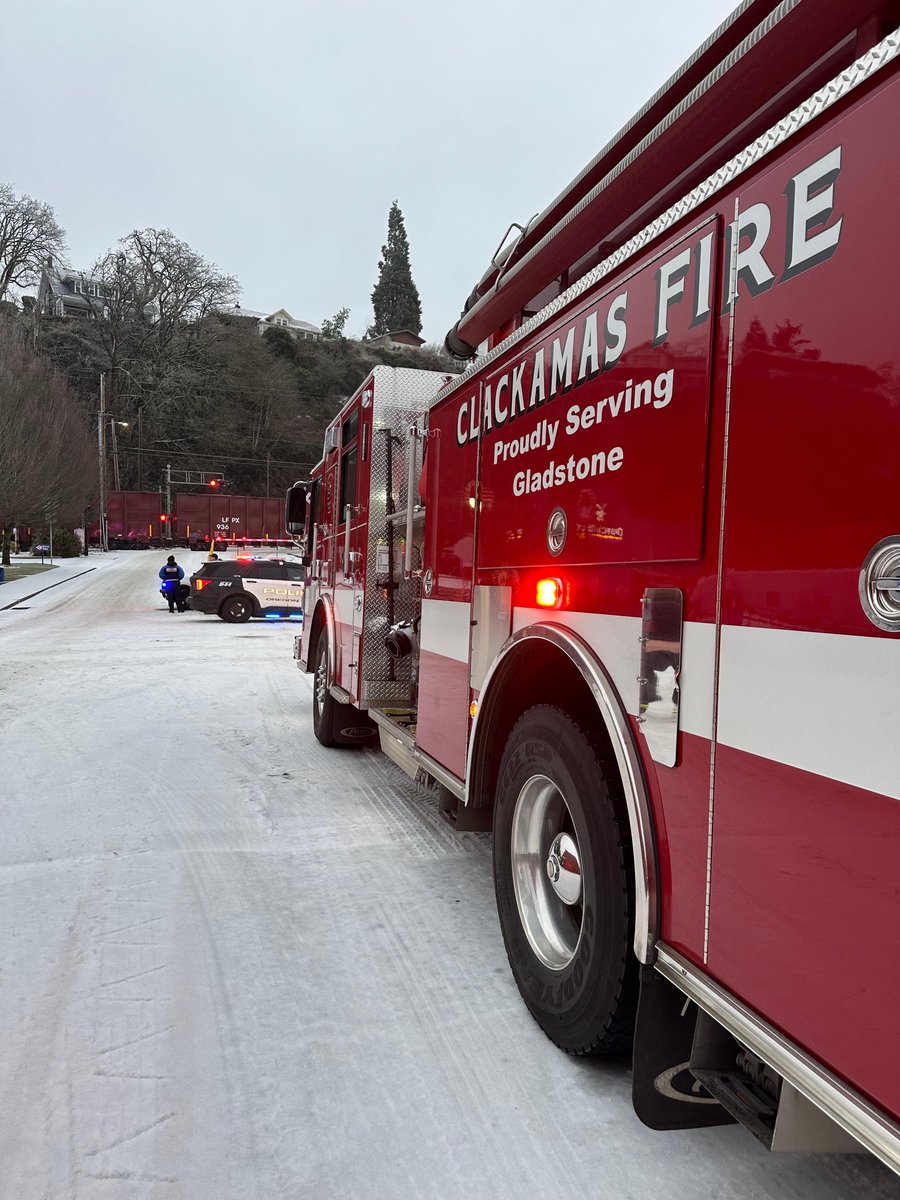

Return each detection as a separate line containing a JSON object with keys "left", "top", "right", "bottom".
{"left": 370, "top": 202, "right": 422, "bottom": 336}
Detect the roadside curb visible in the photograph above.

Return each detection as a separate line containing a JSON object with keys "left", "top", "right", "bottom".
{"left": 0, "top": 567, "right": 97, "bottom": 611}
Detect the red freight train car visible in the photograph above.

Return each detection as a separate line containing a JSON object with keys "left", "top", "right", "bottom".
{"left": 95, "top": 492, "right": 289, "bottom": 549}
{"left": 174, "top": 493, "right": 286, "bottom": 548}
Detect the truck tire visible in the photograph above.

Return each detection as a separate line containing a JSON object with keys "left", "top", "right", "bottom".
{"left": 493, "top": 704, "right": 638, "bottom": 1055}
{"left": 313, "top": 635, "right": 339, "bottom": 746}
{"left": 312, "top": 635, "right": 377, "bottom": 748}
{"left": 221, "top": 594, "right": 253, "bottom": 623}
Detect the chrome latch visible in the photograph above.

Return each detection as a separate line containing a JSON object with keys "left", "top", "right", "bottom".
{"left": 859, "top": 536, "right": 900, "bottom": 632}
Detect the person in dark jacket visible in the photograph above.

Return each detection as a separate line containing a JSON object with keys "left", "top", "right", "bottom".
{"left": 158, "top": 555, "right": 187, "bottom": 612}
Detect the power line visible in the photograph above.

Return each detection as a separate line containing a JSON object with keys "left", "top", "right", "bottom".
{"left": 118, "top": 447, "right": 317, "bottom": 466}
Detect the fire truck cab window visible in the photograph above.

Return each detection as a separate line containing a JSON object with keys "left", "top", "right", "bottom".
{"left": 342, "top": 409, "right": 359, "bottom": 446}
{"left": 308, "top": 479, "right": 320, "bottom": 523}
{"left": 339, "top": 445, "right": 357, "bottom": 518}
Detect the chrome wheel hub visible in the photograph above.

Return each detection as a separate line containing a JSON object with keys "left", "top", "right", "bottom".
{"left": 510, "top": 774, "right": 584, "bottom": 971}
{"left": 546, "top": 832, "right": 582, "bottom": 905}
{"left": 315, "top": 651, "right": 327, "bottom": 713}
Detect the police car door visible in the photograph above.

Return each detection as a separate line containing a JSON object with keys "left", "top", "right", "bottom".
{"left": 240, "top": 561, "right": 283, "bottom": 613}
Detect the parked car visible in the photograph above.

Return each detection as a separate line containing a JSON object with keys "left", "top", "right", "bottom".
{"left": 189, "top": 557, "right": 304, "bottom": 622}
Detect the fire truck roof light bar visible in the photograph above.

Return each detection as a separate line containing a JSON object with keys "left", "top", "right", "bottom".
{"left": 437, "top": 26, "right": 900, "bottom": 404}
{"left": 656, "top": 944, "right": 900, "bottom": 1173}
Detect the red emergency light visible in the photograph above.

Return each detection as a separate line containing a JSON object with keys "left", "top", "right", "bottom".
{"left": 535, "top": 577, "right": 565, "bottom": 609}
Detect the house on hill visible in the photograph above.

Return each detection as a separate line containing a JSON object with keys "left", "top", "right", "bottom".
{"left": 37, "top": 260, "right": 107, "bottom": 318}
{"left": 365, "top": 329, "right": 426, "bottom": 351}
{"left": 226, "top": 304, "right": 320, "bottom": 340}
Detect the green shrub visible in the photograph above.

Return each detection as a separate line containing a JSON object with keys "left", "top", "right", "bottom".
{"left": 33, "top": 526, "right": 83, "bottom": 557}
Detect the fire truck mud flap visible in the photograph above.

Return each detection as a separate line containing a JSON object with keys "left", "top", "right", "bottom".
{"left": 631, "top": 965, "right": 734, "bottom": 1131}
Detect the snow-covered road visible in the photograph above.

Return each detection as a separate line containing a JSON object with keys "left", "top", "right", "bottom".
{"left": 0, "top": 551, "right": 895, "bottom": 1199}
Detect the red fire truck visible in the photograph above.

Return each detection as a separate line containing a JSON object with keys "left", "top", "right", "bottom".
{"left": 288, "top": 0, "right": 900, "bottom": 1169}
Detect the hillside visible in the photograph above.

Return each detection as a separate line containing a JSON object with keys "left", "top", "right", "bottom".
{"left": 14, "top": 304, "right": 460, "bottom": 498}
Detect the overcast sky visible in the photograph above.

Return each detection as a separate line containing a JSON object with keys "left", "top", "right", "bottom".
{"left": 4, "top": 0, "right": 739, "bottom": 344}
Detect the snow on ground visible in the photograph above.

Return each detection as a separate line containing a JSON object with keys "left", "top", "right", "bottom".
{"left": 0, "top": 551, "right": 896, "bottom": 1199}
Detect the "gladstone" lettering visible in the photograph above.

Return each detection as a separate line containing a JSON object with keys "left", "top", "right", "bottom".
{"left": 513, "top": 447, "right": 624, "bottom": 496}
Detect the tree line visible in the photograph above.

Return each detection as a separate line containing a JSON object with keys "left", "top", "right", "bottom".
{"left": 0, "top": 183, "right": 443, "bottom": 562}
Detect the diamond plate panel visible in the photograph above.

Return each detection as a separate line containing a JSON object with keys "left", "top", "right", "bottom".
{"left": 361, "top": 366, "right": 448, "bottom": 703}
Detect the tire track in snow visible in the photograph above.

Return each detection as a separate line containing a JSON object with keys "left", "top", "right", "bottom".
{"left": 70, "top": 851, "right": 182, "bottom": 1194}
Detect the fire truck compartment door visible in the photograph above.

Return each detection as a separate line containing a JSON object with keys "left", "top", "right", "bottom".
{"left": 475, "top": 218, "right": 718, "bottom": 568}
{"left": 415, "top": 390, "right": 480, "bottom": 781}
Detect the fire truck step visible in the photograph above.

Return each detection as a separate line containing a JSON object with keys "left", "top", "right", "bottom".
{"left": 382, "top": 707, "right": 416, "bottom": 728}
{"left": 632, "top": 967, "right": 734, "bottom": 1131}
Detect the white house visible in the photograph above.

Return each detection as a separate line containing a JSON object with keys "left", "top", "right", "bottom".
{"left": 226, "top": 304, "right": 320, "bottom": 340}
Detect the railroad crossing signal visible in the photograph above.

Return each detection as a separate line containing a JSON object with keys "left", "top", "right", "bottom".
{"left": 166, "top": 468, "right": 225, "bottom": 488}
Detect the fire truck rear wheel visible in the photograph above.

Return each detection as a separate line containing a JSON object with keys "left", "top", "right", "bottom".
{"left": 493, "top": 704, "right": 637, "bottom": 1056}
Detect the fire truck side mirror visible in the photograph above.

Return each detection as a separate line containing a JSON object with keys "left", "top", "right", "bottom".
{"left": 284, "top": 483, "right": 308, "bottom": 534}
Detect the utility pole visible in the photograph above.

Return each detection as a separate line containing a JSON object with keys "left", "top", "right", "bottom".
{"left": 98, "top": 373, "right": 108, "bottom": 551}
{"left": 137, "top": 408, "right": 143, "bottom": 491}
{"left": 166, "top": 462, "right": 172, "bottom": 528}
{"left": 266, "top": 451, "right": 271, "bottom": 496}
{"left": 110, "top": 417, "right": 122, "bottom": 491}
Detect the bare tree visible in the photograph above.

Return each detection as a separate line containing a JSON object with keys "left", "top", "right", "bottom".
{"left": 80, "top": 228, "right": 239, "bottom": 420}
{"left": 123, "top": 228, "right": 237, "bottom": 352}
{"left": 0, "top": 319, "right": 94, "bottom": 563}
{"left": 0, "top": 184, "right": 66, "bottom": 301}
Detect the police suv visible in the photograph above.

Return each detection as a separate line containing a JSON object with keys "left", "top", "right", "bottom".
{"left": 190, "top": 557, "right": 304, "bottom": 622}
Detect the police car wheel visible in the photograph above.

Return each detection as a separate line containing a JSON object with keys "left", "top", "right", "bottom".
{"left": 493, "top": 704, "right": 638, "bottom": 1056}
{"left": 221, "top": 594, "right": 253, "bottom": 623}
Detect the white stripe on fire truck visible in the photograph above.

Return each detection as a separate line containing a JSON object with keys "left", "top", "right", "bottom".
{"left": 419, "top": 602, "right": 898, "bottom": 800}
{"left": 420, "top": 599, "right": 471, "bottom": 663}
{"left": 512, "top": 608, "right": 716, "bottom": 742}
{"left": 333, "top": 587, "right": 356, "bottom": 631}
{"left": 511, "top": 609, "right": 898, "bottom": 801}
{"left": 718, "top": 625, "right": 900, "bottom": 801}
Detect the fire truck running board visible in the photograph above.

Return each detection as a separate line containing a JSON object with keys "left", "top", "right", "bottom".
{"left": 372, "top": 710, "right": 419, "bottom": 779}
{"left": 368, "top": 708, "right": 473, "bottom": 815}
